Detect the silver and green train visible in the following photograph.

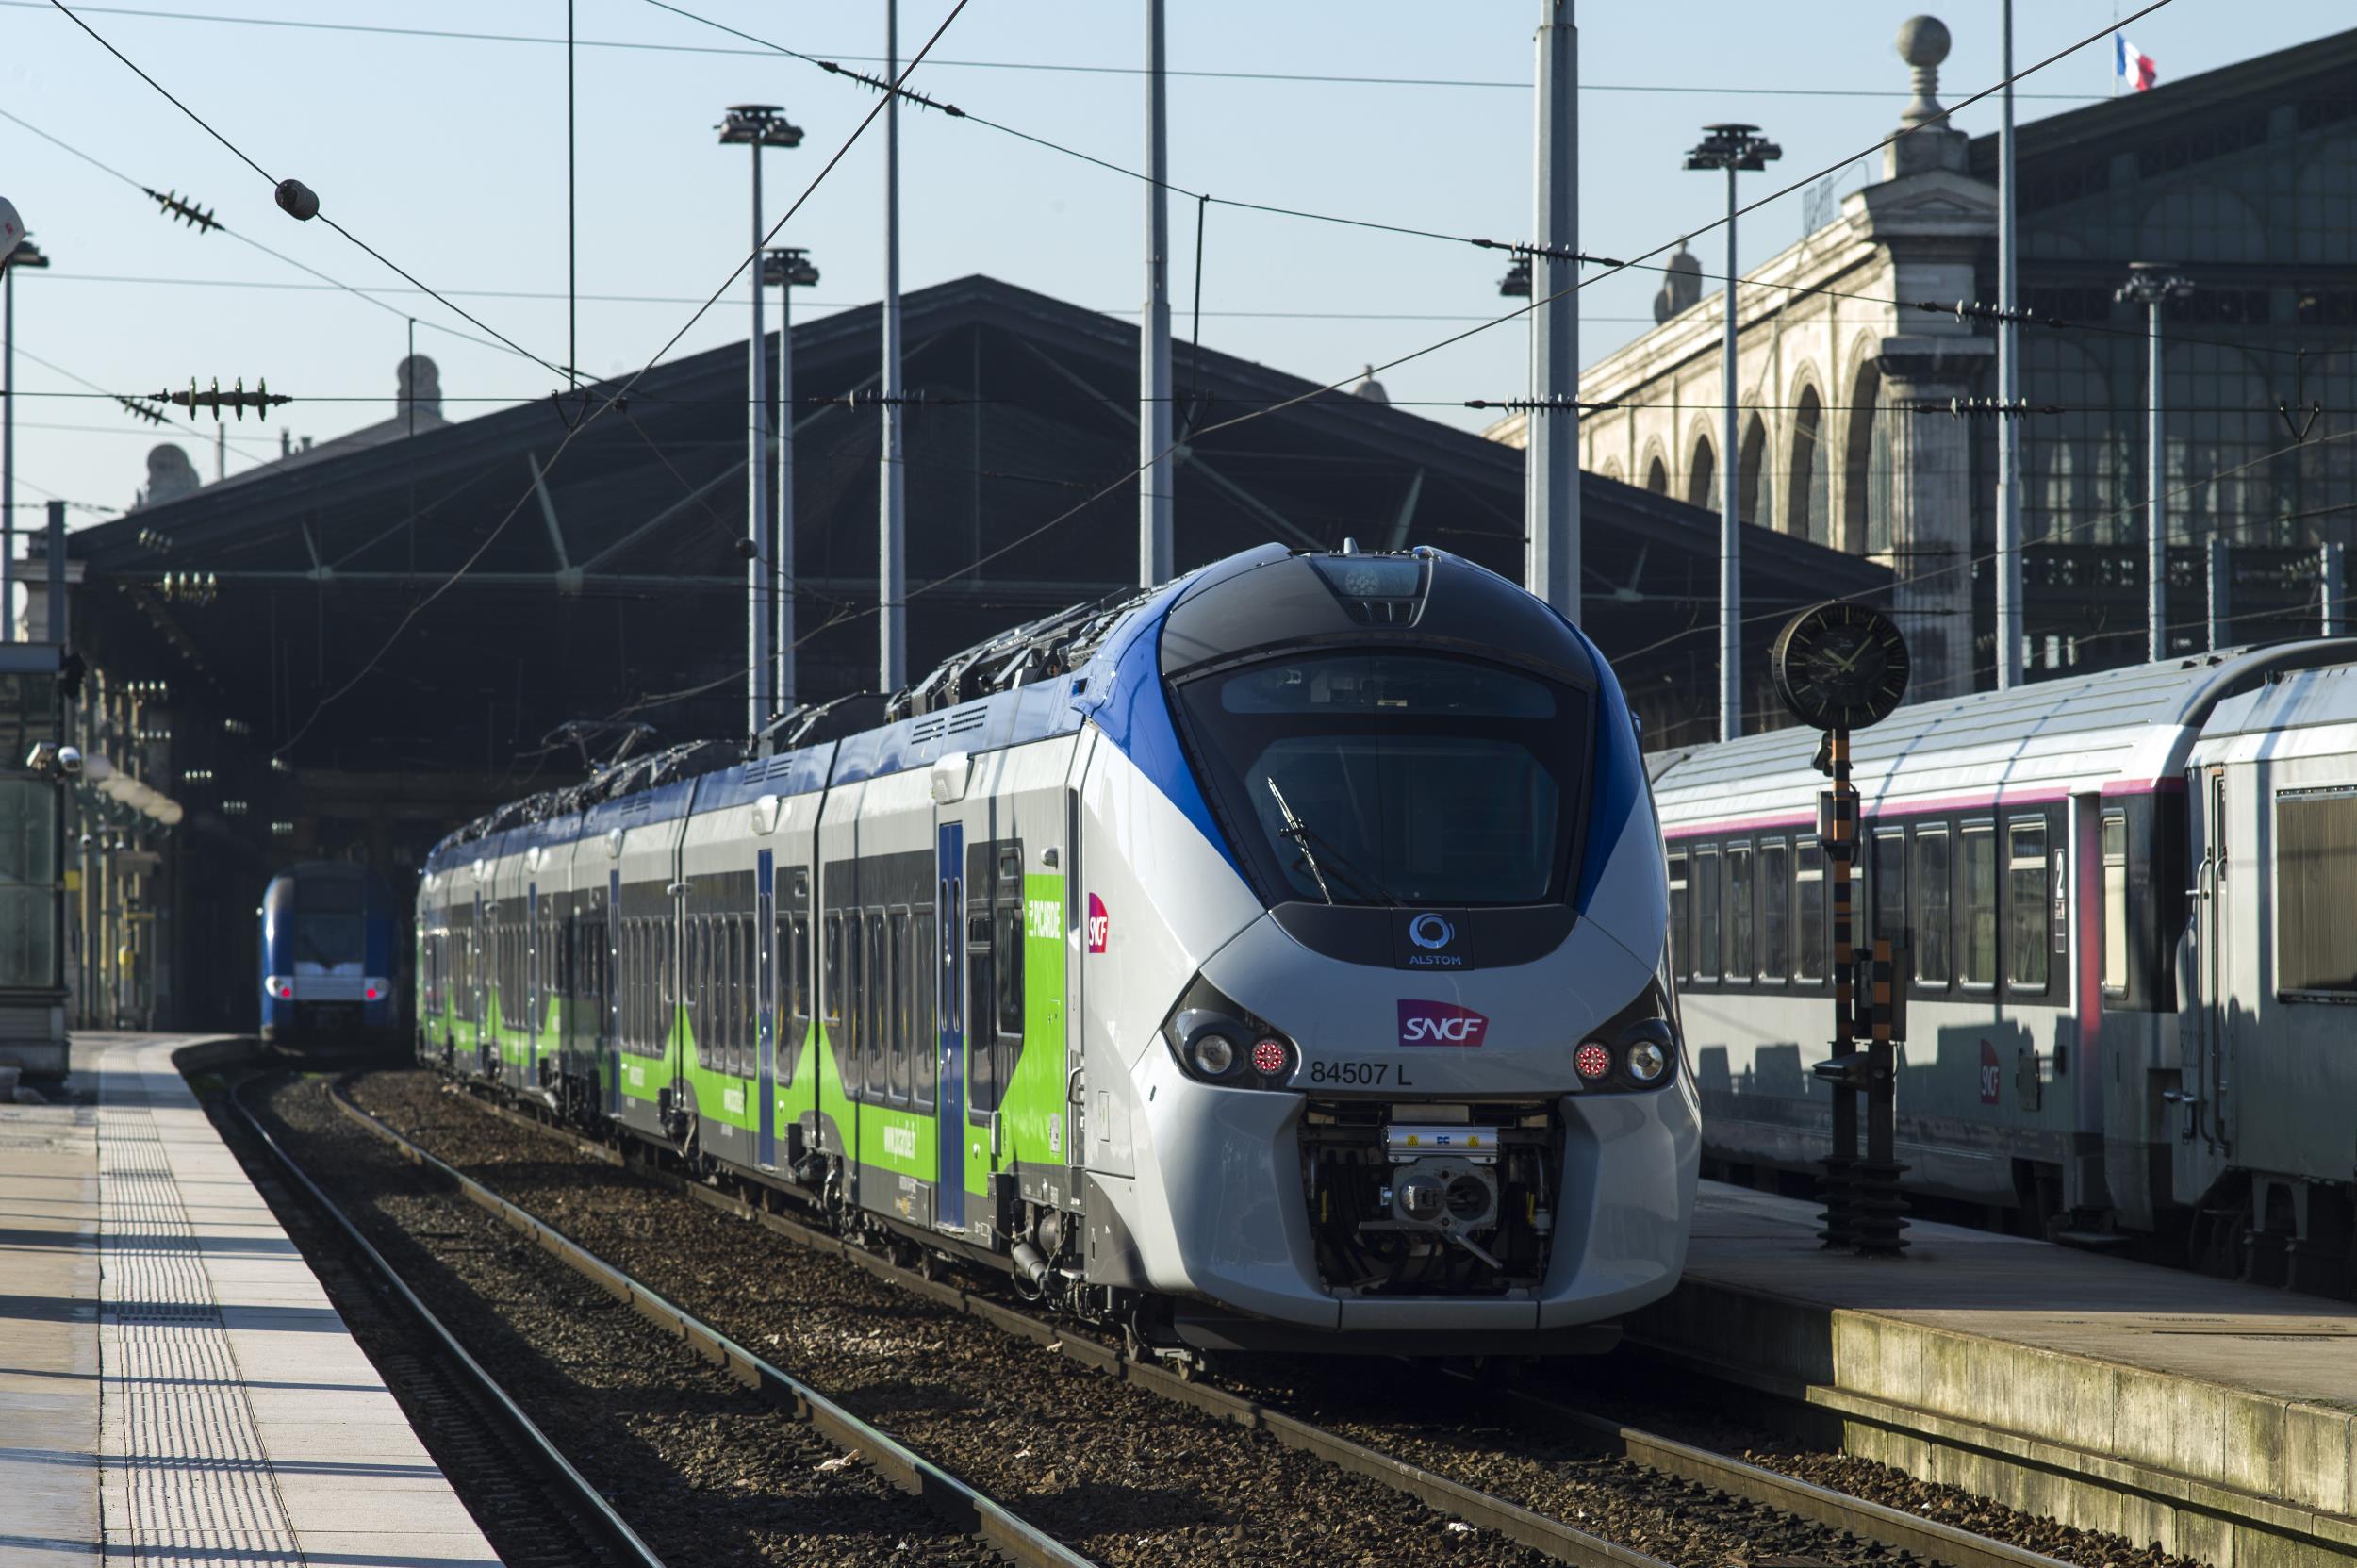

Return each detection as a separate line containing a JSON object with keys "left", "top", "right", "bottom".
{"left": 416, "top": 543, "right": 1696, "bottom": 1358}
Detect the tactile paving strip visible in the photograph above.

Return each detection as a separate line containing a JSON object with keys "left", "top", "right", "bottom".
{"left": 97, "top": 1075, "right": 301, "bottom": 1565}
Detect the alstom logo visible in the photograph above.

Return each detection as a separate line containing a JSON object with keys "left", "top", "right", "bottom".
{"left": 1398, "top": 999, "right": 1489, "bottom": 1048}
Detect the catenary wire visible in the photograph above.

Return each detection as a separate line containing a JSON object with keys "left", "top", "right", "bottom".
{"left": 41, "top": 1, "right": 568, "bottom": 378}
{"left": 267, "top": 0, "right": 973, "bottom": 758}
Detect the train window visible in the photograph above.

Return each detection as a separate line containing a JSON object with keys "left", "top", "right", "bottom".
{"left": 1760, "top": 839, "right": 1789, "bottom": 982}
{"left": 1692, "top": 847, "right": 1721, "bottom": 982}
{"left": 913, "top": 908, "right": 936, "bottom": 1112}
{"left": 1666, "top": 851, "right": 1689, "bottom": 982}
{"left": 1915, "top": 828, "right": 1952, "bottom": 986}
{"left": 968, "top": 907, "right": 997, "bottom": 1115}
{"left": 1724, "top": 842, "right": 1755, "bottom": 982}
{"left": 888, "top": 909, "right": 912, "bottom": 1105}
{"left": 824, "top": 912, "right": 849, "bottom": 1094}
{"left": 2007, "top": 820, "right": 2050, "bottom": 991}
{"left": 865, "top": 912, "right": 888, "bottom": 1102}
{"left": 2277, "top": 787, "right": 2357, "bottom": 999}
{"left": 994, "top": 898, "right": 1024, "bottom": 1036}
{"left": 2102, "top": 814, "right": 2130, "bottom": 994}
{"left": 1795, "top": 838, "right": 1825, "bottom": 982}
{"left": 789, "top": 914, "right": 811, "bottom": 1034}
{"left": 1958, "top": 825, "right": 1997, "bottom": 986}
{"left": 732, "top": 917, "right": 749, "bottom": 1075}
{"left": 1871, "top": 830, "right": 1906, "bottom": 951}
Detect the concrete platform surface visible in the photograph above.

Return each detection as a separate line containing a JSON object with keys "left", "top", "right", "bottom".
{"left": 0, "top": 1033, "right": 498, "bottom": 1567}
{"left": 1637, "top": 1180, "right": 2357, "bottom": 1568}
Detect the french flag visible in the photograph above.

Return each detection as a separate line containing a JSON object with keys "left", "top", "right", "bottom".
{"left": 2116, "top": 34, "right": 2158, "bottom": 92}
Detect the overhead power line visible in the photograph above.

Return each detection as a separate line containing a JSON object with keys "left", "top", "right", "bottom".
{"left": 0, "top": 0, "right": 2147, "bottom": 98}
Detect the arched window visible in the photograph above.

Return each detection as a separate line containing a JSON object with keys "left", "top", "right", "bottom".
{"left": 1687, "top": 436, "right": 1717, "bottom": 512}
{"left": 1844, "top": 360, "right": 1890, "bottom": 556}
{"left": 1738, "top": 414, "right": 1772, "bottom": 532}
{"left": 1601, "top": 458, "right": 1625, "bottom": 484}
{"left": 1645, "top": 455, "right": 1669, "bottom": 495}
{"left": 1788, "top": 385, "right": 1829, "bottom": 544}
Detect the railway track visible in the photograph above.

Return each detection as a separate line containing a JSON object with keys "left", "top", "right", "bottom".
{"left": 237, "top": 1073, "right": 1096, "bottom": 1568}
{"left": 227, "top": 1073, "right": 668, "bottom": 1568}
{"left": 340, "top": 1071, "right": 2128, "bottom": 1568}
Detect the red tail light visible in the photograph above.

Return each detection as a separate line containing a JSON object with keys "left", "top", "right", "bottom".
{"left": 1574, "top": 1043, "right": 1612, "bottom": 1082}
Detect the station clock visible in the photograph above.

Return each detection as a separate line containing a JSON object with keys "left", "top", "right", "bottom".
{"left": 1770, "top": 602, "right": 1911, "bottom": 731}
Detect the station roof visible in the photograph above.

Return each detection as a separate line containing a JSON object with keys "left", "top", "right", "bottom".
{"left": 62, "top": 274, "right": 1887, "bottom": 772}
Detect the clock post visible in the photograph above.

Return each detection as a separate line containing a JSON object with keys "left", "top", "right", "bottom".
{"left": 1770, "top": 602, "right": 1913, "bottom": 1258}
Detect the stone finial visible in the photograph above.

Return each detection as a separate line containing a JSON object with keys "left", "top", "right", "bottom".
{"left": 1653, "top": 244, "right": 1704, "bottom": 323}
{"left": 1897, "top": 16, "right": 1952, "bottom": 128}
{"left": 397, "top": 354, "right": 442, "bottom": 419}
{"left": 1353, "top": 364, "right": 1390, "bottom": 404}
{"left": 137, "top": 443, "right": 200, "bottom": 510}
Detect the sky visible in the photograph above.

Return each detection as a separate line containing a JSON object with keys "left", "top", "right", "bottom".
{"left": 3, "top": 0, "right": 2349, "bottom": 532}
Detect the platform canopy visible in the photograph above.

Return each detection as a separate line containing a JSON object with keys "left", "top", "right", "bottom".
{"left": 62, "top": 275, "right": 1887, "bottom": 770}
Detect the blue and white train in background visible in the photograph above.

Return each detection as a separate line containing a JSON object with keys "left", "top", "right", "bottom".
{"left": 260, "top": 860, "right": 401, "bottom": 1050}
{"left": 418, "top": 543, "right": 1697, "bottom": 1358}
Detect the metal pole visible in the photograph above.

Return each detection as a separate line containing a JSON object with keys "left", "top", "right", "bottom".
{"left": 1528, "top": 0, "right": 1579, "bottom": 622}
{"left": 3, "top": 263, "right": 14, "bottom": 643}
{"left": 1139, "top": 0, "right": 1174, "bottom": 588}
{"left": 879, "top": 0, "right": 906, "bottom": 693}
{"left": 46, "top": 497, "right": 65, "bottom": 645}
{"left": 2322, "top": 541, "right": 2347, "bottom": 636}
{"left": 567, "top": 0, "right": 577, "bottom": 387}
{"left": 1720, "top": 164, "right": 1741, "bottom": 741}
{"left": 2207, "top": 537, "right": 2230, "bottom": 652}
{"left": 776, "top": 268, "right": 796, "bottom": 710}
{"left": 2148, "top": 298, "right": 2166, "bottom": 663}
{"left": 748, "top": 136, "right": 773, "bottom": 736}
{"left": 1995, "top": 0, "right": 2022, "bottom": 688}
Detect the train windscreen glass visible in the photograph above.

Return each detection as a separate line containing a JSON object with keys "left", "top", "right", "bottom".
{"left": 1176, "top": 651, "right": 1588, "bottom": 907}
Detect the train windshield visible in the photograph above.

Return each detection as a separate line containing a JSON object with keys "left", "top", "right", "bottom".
{"left": 1175, "top": 651, "right": 1589, "bottom": 908}
{"left": 294, "top": 875, "right": 366, "bottom": 966}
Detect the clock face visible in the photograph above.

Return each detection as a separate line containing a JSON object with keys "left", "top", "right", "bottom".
{"left": 1771, "top": 602, "right": 1911, "bottom": 731}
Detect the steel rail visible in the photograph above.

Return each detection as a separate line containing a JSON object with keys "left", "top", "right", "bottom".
{"left": 428, "top": 1081, "right": 2095, "bottom": 1568}
{"left": 226, "top": 1076, "right": 672, "bottom": 1568}
{"left": 322, "top": 1081, "right": 1099, "bottom": 1568}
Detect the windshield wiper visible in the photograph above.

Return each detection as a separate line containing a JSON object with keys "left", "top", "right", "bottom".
{"left": 1263, "top": 778, "right": 1401, "bottom": 908}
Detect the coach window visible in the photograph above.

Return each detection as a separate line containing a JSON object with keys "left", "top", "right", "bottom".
{"left": 2277, "top": 786, "right": 2357, "bottom": 999}
{"left": 888, "top": 908, "right": 912, "bottom": 1106}
{"left": 1760, "top": 838, "right": 1790, "bottom": 982}
{"left": 1871, "top": 828, "right": 1906, "bottom": 954}
{"left": 913, "top": 907, "right": 937, "bottom": 1111}
{"left": 787, "top": 913, "right": 811, "bottom": 1052}
{"left": 1960, "top": 823, "right": 1998, "bottom": 987}
{"left": 2101, "top": 813, "right": 2131, "bottom": 995}
{"left": 1915, "top": 826, "right": 1952, "bottom": 986}
{"left": 1692, "top": 846, "right": 1722, "bottom": 983}
{"left": 995, "top": 893, "right": 1024, "bottom": 1039}
{"left": 2007, "top": 819, "right": 2050, "bottom": 991}
{"left": 1724, "top": 841, "right": 1755, "bottom": 982}
{"left": 865, "top": 912, "right": 888, "bottom": 1101}
{"left": 1795, "top": 837, "right": 1825, "bottom": 982}
{"left": 823, "top": 912, "right": 850, "bottom": 1094}
{"left": 1667, "top": 850, "right": 1690, "bottom": 982}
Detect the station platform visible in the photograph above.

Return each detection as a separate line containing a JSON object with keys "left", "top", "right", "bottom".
{"left": 1641, "top": 1180, "right": 2357, "bottom": 1568}
{"left": 0, "top": 1033, "right": 497, "bottom": 1567}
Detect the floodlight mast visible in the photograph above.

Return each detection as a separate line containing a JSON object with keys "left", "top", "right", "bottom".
{"left": 763, "top": 246, "right": 819, "bottom": 712}
{"left": 1685, "top": 124, "right": 1779, "bottom": 741}
{"left": 2118, "top": 263, "right": 2194, "bottom": 663}
{"left": 718, "top": 105, "right": 803, "bottom": 739}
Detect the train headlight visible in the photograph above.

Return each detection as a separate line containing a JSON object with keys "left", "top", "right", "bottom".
{"left": 1625, "top": 1038, "right": 1669, "bottom": 1084}
{"left": 264, "top": 976, "right": 293, "bottom": 1000}
{"left": 363, "top": 977, "right": 388, "bottom": 1002}
{"left": 1162, "top": 974, "right": 1301, "bottom": 1090}
{"left": 1189, "top": 1029, "right": 1240, "bottom": 1079}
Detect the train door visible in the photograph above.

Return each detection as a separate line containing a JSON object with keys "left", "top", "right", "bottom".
{"left": 470, "top": 881, "right": 488, "bottom": 1077}
{"left": 994, "top": 738, "right": 1077, "bottom": 1217}
{"left": 2187, "top": 766, "right": 2234, "bottom": 1155}
{"left": 757, "top": 847, "right": 777, "bottom": 1171}
{"left": 934, "top": 817, "right": 966, "bottom": 1238}
{"left": 526, "top": 869, "right": 542, "bottom": 1090}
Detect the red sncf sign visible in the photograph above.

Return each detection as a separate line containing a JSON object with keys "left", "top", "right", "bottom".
{"left": 1397, "top": 999, "right": 1489, "bottom": 1048}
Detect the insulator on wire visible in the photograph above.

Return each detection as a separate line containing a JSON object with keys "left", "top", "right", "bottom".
{"left": 1470, "top": 238, "right": 1625, "bottom": 268}
{"left": 1912, "top": 396, "right": 2057, "bottom": 419}
{"left": 1912, "top": 299, "right": 2065, "bottom": 328}
{"left": 1462, "top": 395, "right": 1618, "bottom": 414}
{"left": 157, "top": 377, "right": 293, "bottom": 422}
{"left": 117, "top": 395, "right": 170, "bottom": 427}
{"left": 142, "top": 187, "right": 221, "bottom": 234}
{"left": 816, "top": 60, "right": 965, "bottom": 117}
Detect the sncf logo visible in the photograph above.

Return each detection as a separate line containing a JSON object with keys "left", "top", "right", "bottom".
{"left": 1085, "top": 892, "right": 1111, "bottom": 954}
{"left": 1397, "top": 999, "right": 1489, "bottom": 1048}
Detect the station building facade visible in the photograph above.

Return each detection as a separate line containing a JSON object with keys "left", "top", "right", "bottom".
{"left": 1496, "top": 19, "right": 2357, "bottom": 710}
